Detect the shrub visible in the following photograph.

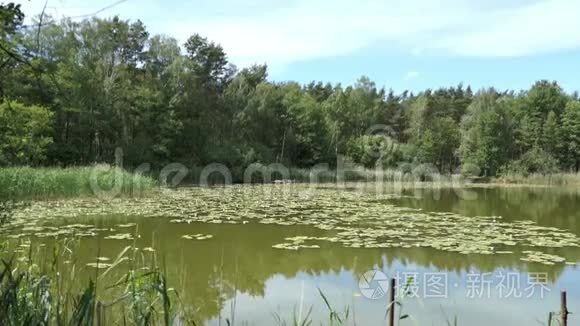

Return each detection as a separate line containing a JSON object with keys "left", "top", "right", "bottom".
{"left": 500, "top": 148, "right": 559, "bottom": 177}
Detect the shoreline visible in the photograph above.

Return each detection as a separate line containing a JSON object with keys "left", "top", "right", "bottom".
{"left": 1, "top": 165, "right": 578, "bottom": 201}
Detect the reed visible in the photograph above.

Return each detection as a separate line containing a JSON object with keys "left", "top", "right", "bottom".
{"left": 0, "top": 241, "right": 189, "bottom": 326}
{"left": 0, "top": 165, "right": 157, "bottom": 200}
{"left": 495, "top": 172, "right": 580, "bottom": 186}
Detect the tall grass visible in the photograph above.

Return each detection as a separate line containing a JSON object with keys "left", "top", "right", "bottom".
{"left": 495, "top": 172, "right": 580, "bottom": 186}
{"left": 185, "top": 163, "right": 457, "bottom": 185}
{"left": 289, "top": 167, "right": 456, "bottom": 184}
{"left": 0, "top": 165, "right": 157, "bottom": 200}
{"left": 292, "top": 167, "right": 580, "bottom": 187}
{"left": 0, "top": 241, "right": 190, "bottom": 326}
{"left": 289, "top": 167, "right": 373, "bottom": 183}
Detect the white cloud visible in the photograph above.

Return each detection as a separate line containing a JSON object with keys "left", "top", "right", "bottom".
{"left": 19, "top": 0, "right": 580, "bottom": 70}
{"left": 433, "top": 0, "right": 580, "bottom": 57}
{"left": 166, "top": 0, "right": 467, "bottom": 66}
{"left": 167, "top": 0, "right": 580, "bottom": 70}
{"left": 404, "top": 71, "right": 420, "bottom": 81}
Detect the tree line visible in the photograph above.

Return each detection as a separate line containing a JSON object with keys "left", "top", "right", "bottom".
{"left": 1, "top": 4, "right": 579, "bottom": 178}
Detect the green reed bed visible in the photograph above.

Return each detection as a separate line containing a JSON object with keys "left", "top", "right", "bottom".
{"left": 495, "top": 172, "right": 580, "bottom": 186}
{"left": 291, "top": 166, "right": 580, "bottom": 187}
{"left": 0, "top": 166, "right": 158, "bottom": 200}
{"left": 289, "top": 167, "right": 457, "bottom": 184}
{"left": 0, "top": 241, "right": 186, "bottom": 326}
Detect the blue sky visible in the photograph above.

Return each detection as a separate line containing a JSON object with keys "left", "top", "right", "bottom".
{"left": 20, "top": 0, "right": 580, "bottom": 92}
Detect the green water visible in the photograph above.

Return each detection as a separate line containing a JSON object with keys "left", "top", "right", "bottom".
{"left": 2, "top": 184, "right": 580, "bottom": 325}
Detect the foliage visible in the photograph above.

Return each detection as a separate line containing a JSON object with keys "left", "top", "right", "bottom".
{"left": 500, "top": 148, "right": 559, "bottom": 176}
{"left": 0, "top": 100, "right": 53, "bottom": 166}
{"left": 560, "top": 101, "right": 580, "bottom": 171}
{"left": 346, "top": 135, "right": 399, "bottom": 168}
{"left": 0, "top": 11, "right": 577, "bottom": 178}
{"left": 542, "top": 111, "right": 559, "bottom": 158}
{"left": 460, "top": 91, "right": 515, "bottom": 176}
{"left": 415, "top": 117, "right": 460, "bottom": 173}
{"left": 0, "top": 2, "right": 25, "bottom": 98}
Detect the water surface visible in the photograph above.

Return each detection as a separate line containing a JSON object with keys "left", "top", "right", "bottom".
{"left": 2, "top": 184, "right": 580, "bottom": 325}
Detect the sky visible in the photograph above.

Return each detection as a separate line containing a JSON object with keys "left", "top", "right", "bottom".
{"left": 18, "top": 0, "right": 580, "bottom": 92}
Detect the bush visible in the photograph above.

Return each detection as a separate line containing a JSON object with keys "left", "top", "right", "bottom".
{"left": 346, "top": 135, "right": 400, "bottom": 168}
{"left": 500, "top": 148, "right": 559, "bottom": 177}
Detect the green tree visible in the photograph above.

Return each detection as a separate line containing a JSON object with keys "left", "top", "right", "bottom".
{"left": 460, "top": 91, "right": 515, "bottom": 176}
{"left": 1, "top": 10, "right": 579, "bottom": 178}
{"left": 0, "top": 2, "right": 25, "bottom": 98}
{"left": 526, "top": 80, "right": 568, "bottom": 119}
{"left": 513, "top": 81, "right": 568, "bottom": 155}
{"left": 0, "top": 100, "right": 53, "bottom": 165}
{"left": 416, "top": 117, "right": 460, "bottom": 173}
{"left": 374, "top": 90, "right": 408, "bottom": 143}
{"left": 346, "top": 135, "right": 399, "bottom": 168}
{"left": 322, "top": 85, "right": 350, "bottom": 161}
{"left": 282, "top": 85, "right": 329, "bottom": 166}
{"left": 184, "top": 33, "right": 228, "bottom": 86}
{"left": 236, "top": 82, "right": 287, "bottom": 163}
{"left": 561, "top": 101, "right": 580, "bottom": 171}
{"left": 542, "top": 111, "right": 560, "bottom": 159}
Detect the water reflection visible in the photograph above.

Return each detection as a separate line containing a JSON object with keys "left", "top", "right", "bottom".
{"left": 3, "top": 186, "right": 580, "bottom": 325}
{"left": 38, "top": 218, "right": 580, "bottom": 324}
{"left": 396, "top": 187, "right": 580, "bottom": 232}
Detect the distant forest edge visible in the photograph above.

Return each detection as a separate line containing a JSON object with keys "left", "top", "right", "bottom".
{"left": 1, "top": 4, "right": 579, "bottom": 180}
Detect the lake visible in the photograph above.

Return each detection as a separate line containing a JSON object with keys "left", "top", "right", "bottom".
{"left": 2, "top": 184, "right": 579, "bottom": 325}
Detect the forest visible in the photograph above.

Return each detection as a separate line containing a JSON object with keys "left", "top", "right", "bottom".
{"left": 1, "top": 3, "right": 580, "bottom": 179}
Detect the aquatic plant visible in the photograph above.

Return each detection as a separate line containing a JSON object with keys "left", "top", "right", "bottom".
{"left": 5, "top": 185, "right": 578, "bottom": 266}
{"left": 181, "top": 234, "right": 213, "bottom": 240}
{"left": 0, "top": 166, "right": 157, "bottom": 200}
